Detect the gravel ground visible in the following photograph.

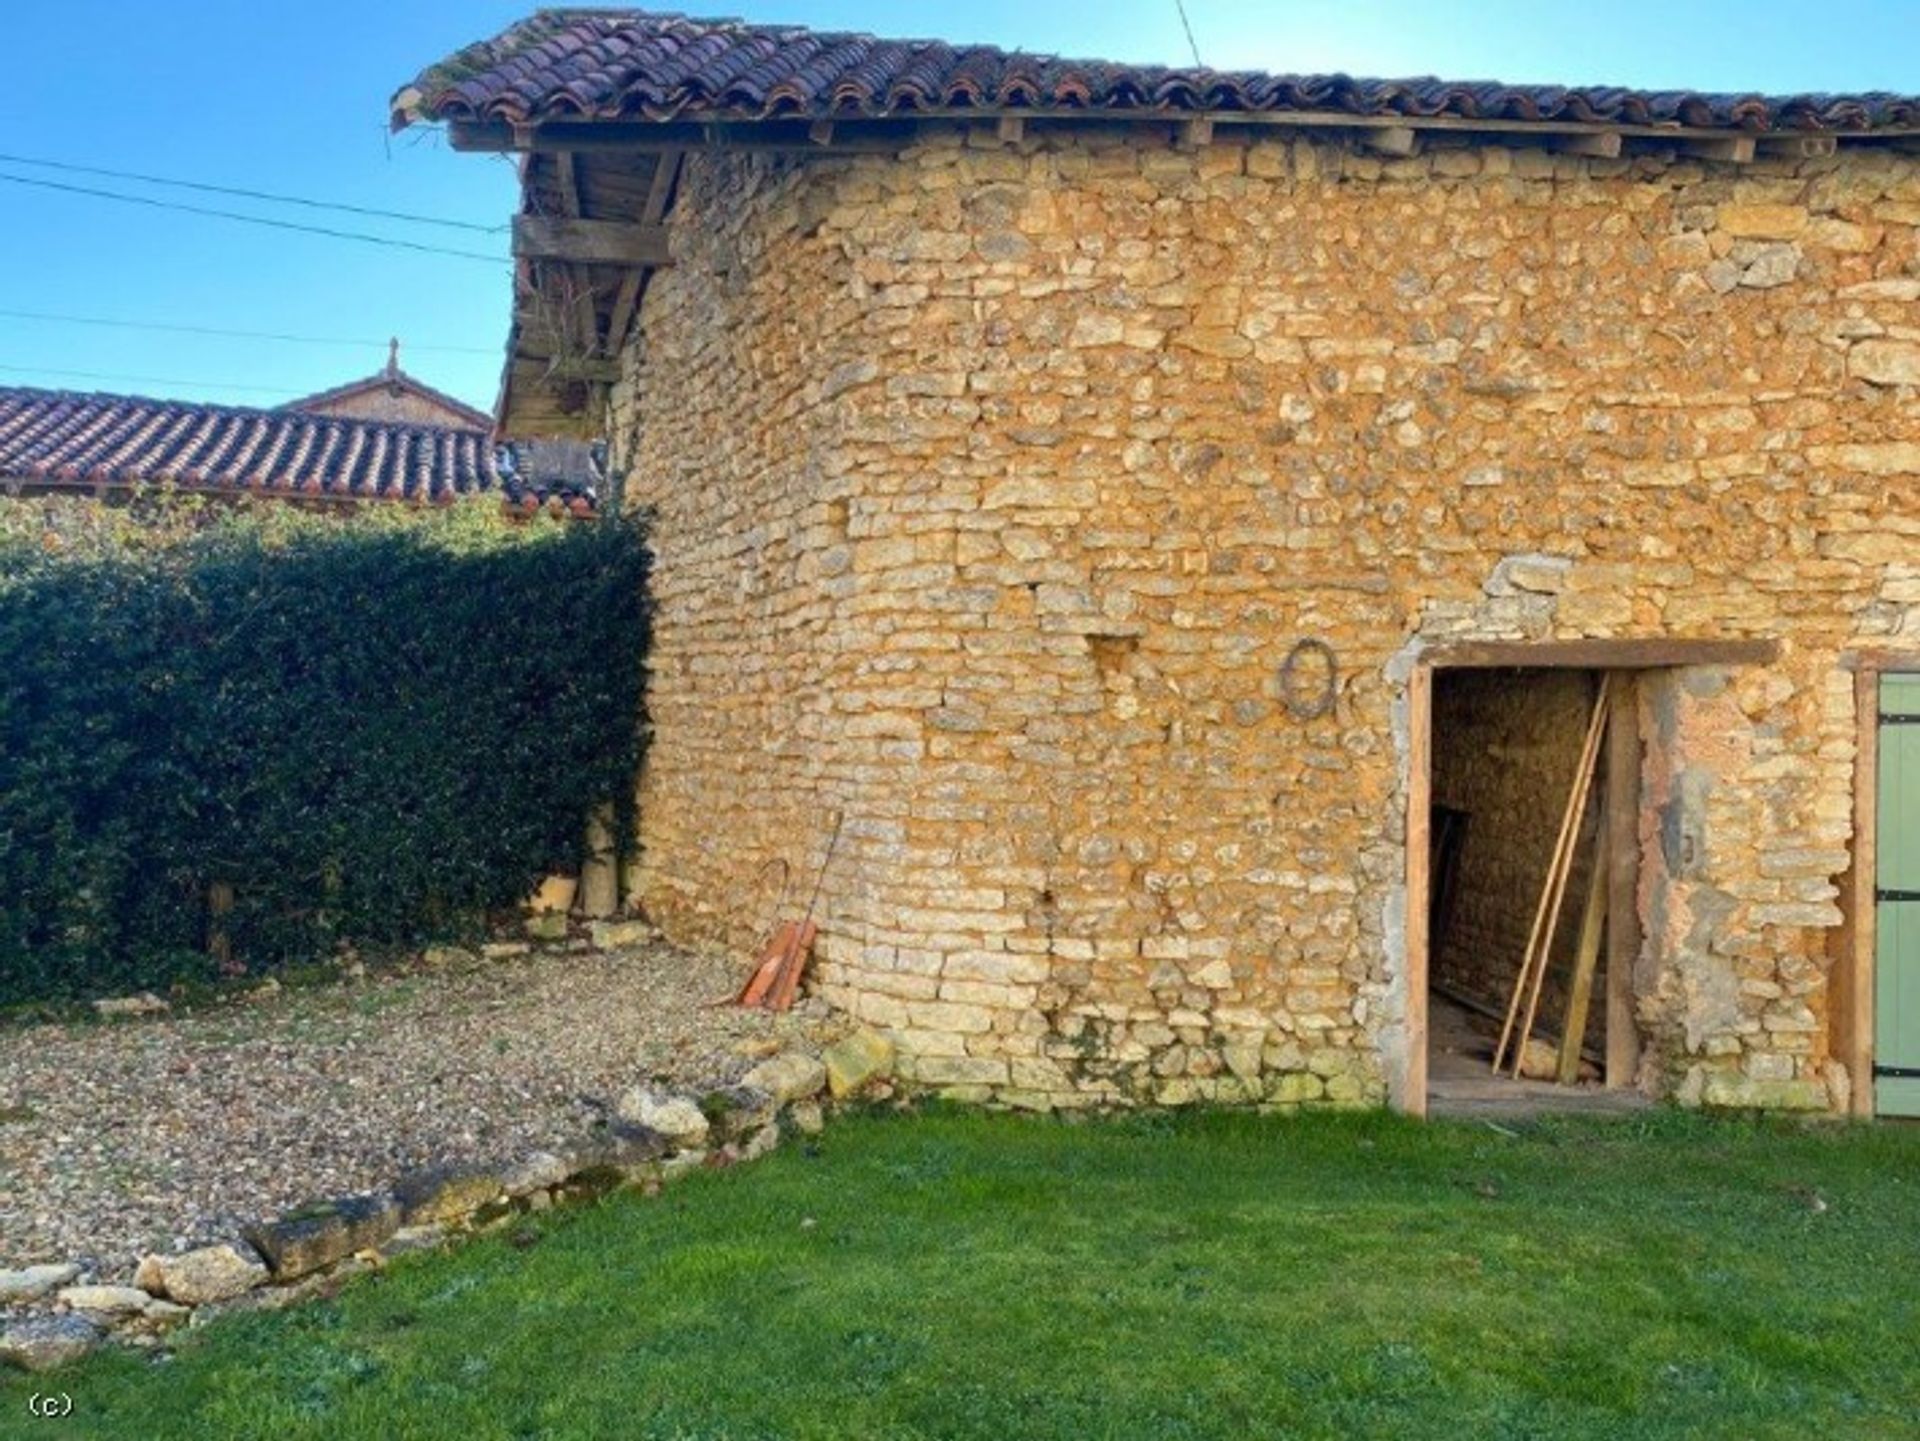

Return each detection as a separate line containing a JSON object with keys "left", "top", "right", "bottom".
{"left": 0, "top": 943, "right": 834, "bottom": 1283}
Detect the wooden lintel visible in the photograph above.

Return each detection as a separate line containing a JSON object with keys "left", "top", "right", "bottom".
{"left": 996, "top": 114, "right": 1025, "bottom": 144}
{"left": 1365, "top": 125, "right": 1419, "bottom": 157}
{"left": 1842, "top": 647, "right": 1920, "bottom": 672}
{"left": 808, "top": 119, "right": 835, "bottom": 146}
{"left": 1557, "top": 131, "right": 1624, "bottom": 158}
{"left": 1177, "top": 117, "right": 1213, "bottom": 150}
{"left": 1681, "top": 135, "right": 1756, "bottom": 164}
{"left": 1425, "top": 638, "right": 1781, "bottom": 670}
{"left": 512, "top": 214, "right": 671, "bottom": 267}
{"left": 1758, "top": 134, "right": 1838, "bottom": 159}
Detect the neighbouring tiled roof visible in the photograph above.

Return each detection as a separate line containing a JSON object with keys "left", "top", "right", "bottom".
{"left": 0, "top": 386, "right": 598, "bottom": 515}
{"left": 397, "top": 8, "right": 1920, "bottom": 135}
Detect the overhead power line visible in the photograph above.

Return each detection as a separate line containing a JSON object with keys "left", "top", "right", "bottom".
{"left": 0, "top": 362, "right": 306, "bottom": 397}
{"left": 0, "top": 151, "right": 505, "bottom": 234}
{"left": 0, "top": 307, "right": 497, "bottom": 356}
{"left": 0, "top": 173, "right": 507, "bottom": 265}
{"left": 1174, "top": 0, "right": 1204, "bottom": 67}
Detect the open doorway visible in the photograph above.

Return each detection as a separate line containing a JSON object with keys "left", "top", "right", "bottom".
{"left": 1417, "top": 666, "right": 1647, "bottom": 1117}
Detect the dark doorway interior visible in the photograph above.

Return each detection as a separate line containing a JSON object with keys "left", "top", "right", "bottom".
{"left": 1424, "top": 667, "right": 1644, "bottom": 1117}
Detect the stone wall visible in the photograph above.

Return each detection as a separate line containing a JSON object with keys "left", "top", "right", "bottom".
{"left": 1430, "top": 667, "right": 1607, "bottom": 1056}
{"left": 612, "top": 126, "right": 1920, "bottom": 1113}
{"left": 294, "top": 387, "right": 480, "bottom": 430}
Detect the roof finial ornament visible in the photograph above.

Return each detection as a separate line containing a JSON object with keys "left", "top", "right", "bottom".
{"left": 386, "top": 337, "right": 400, "bottom": 376}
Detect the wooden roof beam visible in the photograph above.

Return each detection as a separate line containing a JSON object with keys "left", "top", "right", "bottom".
{"left": 1176, "top": 117, "right": 1213, "bottom": 150}
{"left": 453, "top": 119, "right": 902, "bottom": 154}
{"left": 1679, "top": 134, "right": 1756, "bottom": 163}
{"left": 1363, "top": 125, "right": 1420, "bottom": 156}
{"left": 1758, "top": 134, "right": 1838, "bottom": 159}
{"left": 451, "top": 114, "right": 1913, "bottom": 156}
{"left": 547, "top": 152, "right": 604, "bottom": 355}
{"left": 1555, "top": 131, "right": 1623, "bottom": 158}
{"left": 512, "top": 215, "right": 671, "bottom": 266}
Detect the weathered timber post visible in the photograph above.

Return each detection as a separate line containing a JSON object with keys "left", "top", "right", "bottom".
{"left": 578, "top": 803, "right": 619, "bottom": 917}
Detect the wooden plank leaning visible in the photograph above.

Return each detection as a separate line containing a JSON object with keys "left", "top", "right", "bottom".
{"left": 1506, "top": 675, "right": 1612, "bottom": 1077}
{"left": 1492, "top": 674, "right": 1612, "bottom": 1074}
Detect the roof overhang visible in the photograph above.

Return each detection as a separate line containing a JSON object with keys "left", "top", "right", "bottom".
{"left": 395, "top": 10, "right": 1920, "bottom": 438}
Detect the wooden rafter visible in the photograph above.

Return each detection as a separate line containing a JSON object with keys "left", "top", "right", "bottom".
{"left": 551, "top": 152, "right": 602, "bottom": 357}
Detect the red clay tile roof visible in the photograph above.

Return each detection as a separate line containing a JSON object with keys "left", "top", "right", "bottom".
{"left": 0, "top": 386, "right": 597, "bottom": 515}
{"left": 397, "top": 8, "right": 1920, "bottom": 135}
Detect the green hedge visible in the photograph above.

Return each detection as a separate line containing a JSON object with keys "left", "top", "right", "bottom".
{"left": 0, "top": 498, "right": 649, "bottom": 1004}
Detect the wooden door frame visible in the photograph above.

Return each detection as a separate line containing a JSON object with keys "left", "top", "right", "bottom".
{"left": 1397, "top": 644, "right": 1759, "bottom": 1116}
{"left": 1835, "top": 651, "right": 1920, "bottom": 1117}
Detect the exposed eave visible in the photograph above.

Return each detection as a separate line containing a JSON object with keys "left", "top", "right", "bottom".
{"left": 448, "top": 109, "right": 1915, "bottom": 158}
{"left": 486, "top": 145, "right": 683, "bottom": 440}
{"left": 397, "top": 10, "right": 1920, "bottom": 437}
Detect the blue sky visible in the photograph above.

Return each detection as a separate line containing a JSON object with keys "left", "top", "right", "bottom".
{"left": 0, "top": 1, "right": 1913, "bottom": 414}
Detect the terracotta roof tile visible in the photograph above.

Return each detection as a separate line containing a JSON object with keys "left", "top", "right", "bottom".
{"left": 0, "top": 387, "right": 598, "bottom": 513}
{"left": 397, "top": 9, "right": 1920, "bottom": 134}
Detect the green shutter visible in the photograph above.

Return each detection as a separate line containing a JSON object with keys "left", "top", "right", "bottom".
{"left": 1876, "top": 675, "right": 1920, "bottom": 1117}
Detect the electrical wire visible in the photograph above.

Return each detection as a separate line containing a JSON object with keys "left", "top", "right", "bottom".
{"left": 0, "top": 363, "right": 306, "bottom": 397}
{"left": 1174, "top": 0, "right": 1204, "bottom": 67}
{"left": 0, "top": 151, "right": 505, "bottom": 234}
{"left": 0, "top": 173, "right": 507, "bottom": 264}
{"left": 0, "top": 308, "right": 497, "bottom": 356}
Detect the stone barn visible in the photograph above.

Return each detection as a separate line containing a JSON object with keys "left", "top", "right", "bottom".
{"left": 396, "top": 11, "right": 1920, "bottom": 1118}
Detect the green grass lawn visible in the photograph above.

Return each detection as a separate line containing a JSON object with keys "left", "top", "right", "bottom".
{"left": 10, "top": 1108, "right": 1918, "bottom": 1440}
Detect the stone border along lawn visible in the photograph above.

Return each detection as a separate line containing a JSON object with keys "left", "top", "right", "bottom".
{"left": 14, "top": 1107, "right": 1920, "bottom": 1439}
{"left": 0, "top": 932, "right": 900, "bottom": 1371}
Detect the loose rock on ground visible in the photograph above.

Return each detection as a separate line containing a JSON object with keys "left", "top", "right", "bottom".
{"left": 0, "top": 942, "right": 838, "bottom": 1286}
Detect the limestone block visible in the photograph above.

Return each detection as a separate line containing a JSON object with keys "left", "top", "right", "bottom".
{"left": 1715, "top": 203, "right": 1808, "bottom": 239}
{"left": 245, "top": 1193, "right": 401, "bottom": 1281}
{"left": 137, "top": 1243, "right": 268, "bottom": 1306}
{"left": 0, "top": 1264, "right": 80, "bottom": 1304}
{"left": 391, "top": 1163, "right": 506, "bottom": 1227}
{"left": 616, "top": 1089, "right": 711, "bottom": 1146}
{"left": 1849, "top": 340, "right": 1920, "bottom": 387}
{"left": 914, "top": 1055, "right": 1011, "bottom": 1086}
{"left": 1700, "top": 1074, "right": 1828, "bottom": 1111}
{"left": 741, "top": 1050, "right": 828, "bottom": 1104}
{"left": 823, "top": 1030, "right": 896, "bottom": 1097}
